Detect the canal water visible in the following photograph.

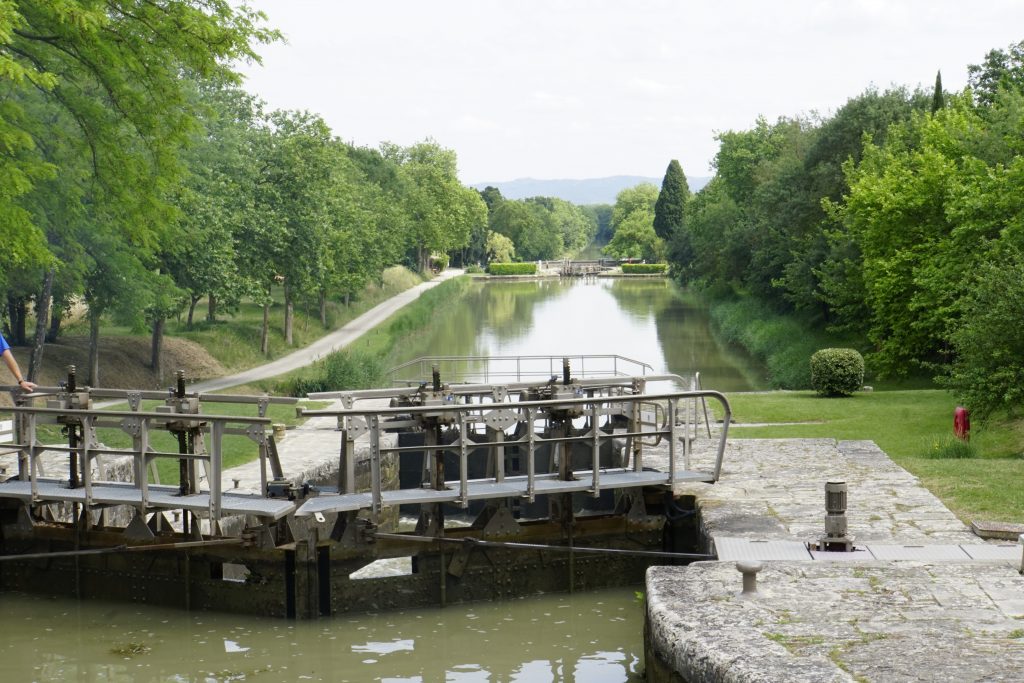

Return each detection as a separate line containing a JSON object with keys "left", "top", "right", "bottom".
{"left": 393, "top": 277, "right": 766, "bottom": 392}
{"left": 0, "top": 588, "right": 643, "bottom": 682}
{"left": 0, "top": 277, "right": 763, "bottom": 682}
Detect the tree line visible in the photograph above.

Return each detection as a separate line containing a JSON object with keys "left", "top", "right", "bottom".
{"left": 0, "top": 2, "right": 496, "bottom": 385}
{"left": 476, "top": 186, "right": 601, "bottom": 263}
{"left": 657, "top": 40, "right": 1024, "bottom": 417}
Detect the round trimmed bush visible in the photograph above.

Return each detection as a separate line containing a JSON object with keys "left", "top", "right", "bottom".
{"left": 810, "top": 348, "right": 864, "bottom": 397}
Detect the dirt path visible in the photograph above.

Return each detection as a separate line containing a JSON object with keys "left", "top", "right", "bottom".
{"left": 187, "top": 269, "right": 464, "bottom": 394}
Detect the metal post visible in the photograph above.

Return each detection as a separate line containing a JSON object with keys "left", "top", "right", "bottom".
{"left": 339, "top": 430, "right": 355, "bottom": 495}
{"left": 668, "top": 399, "right": 677, "bottom": 485}
{"left": 210, "top": 420, "right": 223, "bottom": 521}
{"left": 590, "top": 403, "right": 600, "bottom": 495}
{"left": 458, "top": 412, "right": 468, "bottom": 508}
{"left": 369, "top": 415, "right": 381, "bottom": 520}
{"left": 526, "top": 408, "right": 536, "bottom": 502}
{"left": 176, "top": 371, "right": 189, "bottom": 497}
{"left": 67, "top": 366, "right": 79, "bottom": 488}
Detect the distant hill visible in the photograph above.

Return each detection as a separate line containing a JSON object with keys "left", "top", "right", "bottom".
{"left": 470, "top": 175, "right": 712, "bottom": 205}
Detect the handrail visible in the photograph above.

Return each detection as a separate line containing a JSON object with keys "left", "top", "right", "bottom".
{"left": 385, "top": 354, "right": 655, "bottom": 386}
{"left": 0, "top": 404, "right": 273, "bottom": 521}
{"left": 299, "top": 389, "right": 731, "bottom": 519}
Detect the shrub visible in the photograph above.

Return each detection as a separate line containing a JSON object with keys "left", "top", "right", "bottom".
{"left": 622, "top": 263, "right": 668, "bottom": 274}
{"left": 288, "top": 349, "right": 385, "bottom": 395}
{"left": 464, "top": 264, "right": 484, "bottom": 274}
{"left": 810, "top": 348, "right": 864, "bottom": 397}
{"left": 487, "top": 262, "right": 537, "bottom": 276}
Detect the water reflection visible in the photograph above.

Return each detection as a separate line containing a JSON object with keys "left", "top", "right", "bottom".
{"left": 0, "top": 589, "right": 643, "bottom": 682}
{"left": 395, "top": 278, "right": 766, "bottom": 392}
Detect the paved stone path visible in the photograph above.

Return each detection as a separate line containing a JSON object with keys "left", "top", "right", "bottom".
{"left": 645, "top": 437, "right": 1024, "bottom": 682}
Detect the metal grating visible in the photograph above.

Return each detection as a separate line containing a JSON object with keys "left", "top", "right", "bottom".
{"left": 959, "top": 544, "right": 1021, "bottom": 561}
{"left": 853, "top": 544, "right": 971, "bottom": 561}
{"left": 810, "top": 547, "right": 876, "bottom": 562}
{"left": 714, "top": 537, "right": 813, "bottom": 561}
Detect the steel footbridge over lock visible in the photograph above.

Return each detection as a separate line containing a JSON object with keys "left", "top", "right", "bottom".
{"left": 0, "top": 357, "right": 731, "bottom": 618}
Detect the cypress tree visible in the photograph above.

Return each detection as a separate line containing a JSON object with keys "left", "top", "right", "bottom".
{"left": 653, "top": 159, "right": 690, "bottom": 241}
{"left": 931, "top": 70, "right": 945, "bottom": 113}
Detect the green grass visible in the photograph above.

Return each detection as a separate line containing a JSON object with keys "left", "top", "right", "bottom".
{"left": 60, "top": 266, "right": 425, "bottom": 374}
{"left": 266, "top": 275, "right": 474, "bottom": 394}
{"left": 722, "top": 389, "right": 1024, "bottom": 522}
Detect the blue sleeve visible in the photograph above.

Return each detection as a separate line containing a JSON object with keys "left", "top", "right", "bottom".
{"left": 0, "top": 332, "right": 8, "bottom": 354}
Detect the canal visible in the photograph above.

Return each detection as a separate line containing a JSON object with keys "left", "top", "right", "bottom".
{"left": 1, "top": 277, "right": 764, "bottom": 682}
{"left": 391, "top": 277, "right": 766, "bottom": 392}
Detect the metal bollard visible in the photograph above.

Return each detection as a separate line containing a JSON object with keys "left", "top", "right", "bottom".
{"left": 736, "top": 560, "right": 763, "bottom": 596}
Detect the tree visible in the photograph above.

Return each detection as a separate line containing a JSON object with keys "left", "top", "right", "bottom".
{"left": 167, "top": 83, "right": 262, "bottom": 328}
{"left": 606, "top": 184, "right": 662, "bottom": 262}
{"left": 485, "top": 231, "right": 515, "bottom": 263}
{"left": 604, "top": 208, "right": 662, "bottom": 262}
{"left": 525, "top": 197, "right": 595, "bottom": 255}
{"left": 653, "top": 160, "right": 690, "bottom": 240}
{"left": 611, "top": 184, "right": 659, "bottom": 231}
{"left": 0, "top": 0, "right": 277, "bottom": 264}
{"left": 250, "top": 110, "right": 339, "bottom": 346}
{"left": 943, "top": 245, "right": 1024, "bottom": 418}
{"left": 489, "top": 201, "right": 561, "bottom": 261}
{"left": 384, "top": 140, "right": 485, "bottom": 272}
{"left": 478, "top": 186, "right": 505, "bottom": 213}
{"left": 967, "top": 39, "right": 1024, "bottom": 106}
{"left": 0, "top": 1, "right": 277, "bottom": 380}
{"left": 931, "top": 71, "right": 945, "bottom": 113}
{"left": 582, "top": 204, "right": 613, "bottom": 244}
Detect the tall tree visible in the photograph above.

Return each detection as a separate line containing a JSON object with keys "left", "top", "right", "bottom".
{"left": 653, "top": 160, "right": 690, "bottom": 240}
{"left": 384, "top": 140, "right": 485, "bottom": 272}
{"left": 932, "top": 71, "right": 945, "bottom": 112}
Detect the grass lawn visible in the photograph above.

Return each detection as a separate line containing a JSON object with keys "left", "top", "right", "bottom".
{"left": 720, "top": 389, "right": 1024, "bottom": 523}
{"left": 59, "top": 266, "right": 425, "bottom": 374}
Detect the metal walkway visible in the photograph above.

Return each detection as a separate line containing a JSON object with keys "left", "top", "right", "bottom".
{"left": 297, "top": 369, "right": 730, "bottom": 520}
{"left": 0, "top": 361, "right": 730, "bottom": 539}
{"left": 0, "top": 478, "right": 294, "bottom": 519}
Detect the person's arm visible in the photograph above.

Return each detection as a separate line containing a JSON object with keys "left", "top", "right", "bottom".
{"left": 1, "top": 349, "right": 37, "bottom": 391}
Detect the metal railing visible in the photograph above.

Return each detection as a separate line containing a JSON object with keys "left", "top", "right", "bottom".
{"left": 4, "top": 405, "right": 272, "bottom": 521}
{"left": 0, "top": 380, "right": 297, "bottom": 523}
{"left": 298, "top": 388, "right": 731, "bottom": 519}
{"left": 387, "top": 354, "right": 655, "bottom": 387}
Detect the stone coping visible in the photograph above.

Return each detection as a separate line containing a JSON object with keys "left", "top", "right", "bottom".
{"left": 646, "top": 560, "right": 1024, "bottom": 683}
{"left": 644, "top": 437, "right": 1024, "bottom": 682}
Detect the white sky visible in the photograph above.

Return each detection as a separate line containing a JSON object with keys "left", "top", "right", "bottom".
{"left": 236, "top": 1, "right": 1024, "bottom": 184}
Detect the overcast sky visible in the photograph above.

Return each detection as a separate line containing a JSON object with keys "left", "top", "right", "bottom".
{"left": 236, "top": 1, "right": 1024, "bottom": 184}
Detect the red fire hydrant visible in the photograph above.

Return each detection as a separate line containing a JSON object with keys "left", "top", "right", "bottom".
{"left": 953, "top": 406, "right": 970, "bottom": 441}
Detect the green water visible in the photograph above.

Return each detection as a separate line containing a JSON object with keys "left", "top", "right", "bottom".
{"left": 0, "top": 588, "right": 643, "bottom": 682}
{"left": 394, "top": 277, "right": 766, "bottom": 391}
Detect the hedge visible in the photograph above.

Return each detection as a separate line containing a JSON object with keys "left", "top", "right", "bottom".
{"left": 622, "top": 263, "right": 668, "bottom": 274}
{"left": 487, "top": 262, "right": 537, "bottom": 276}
